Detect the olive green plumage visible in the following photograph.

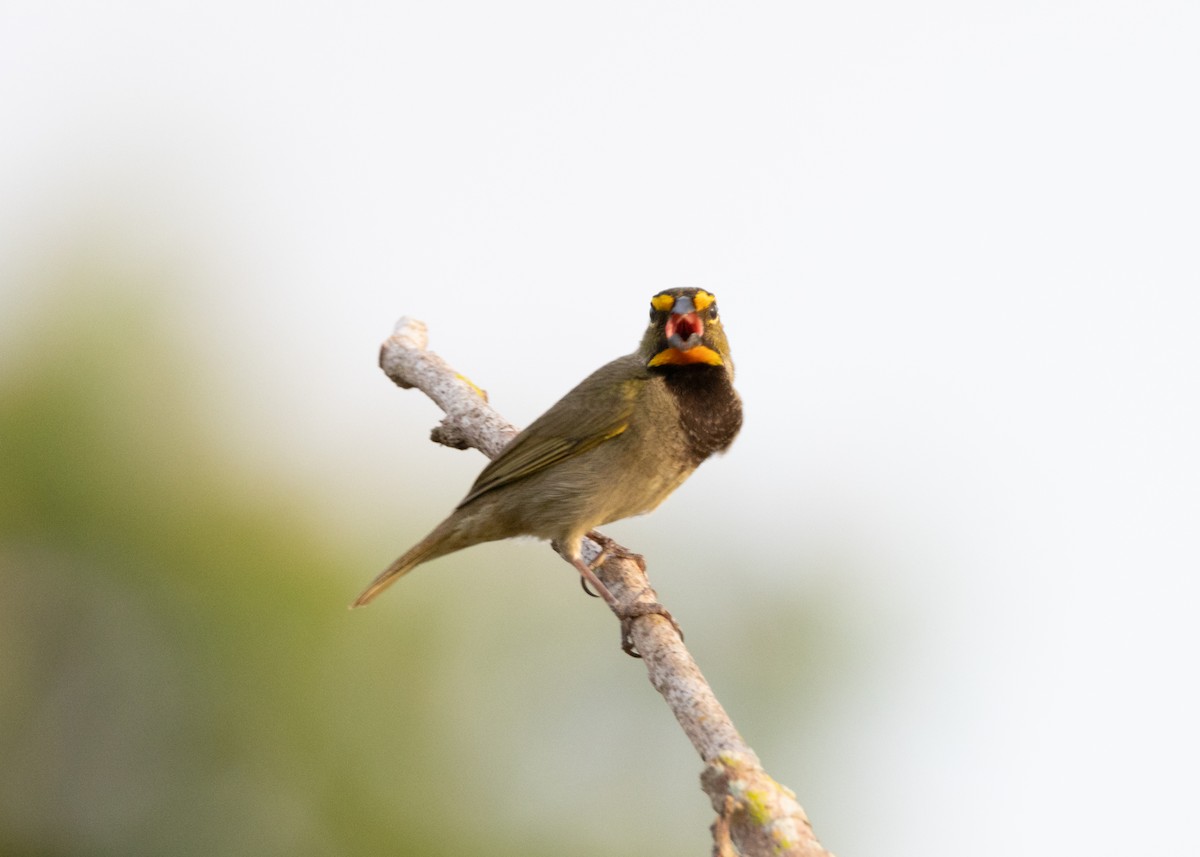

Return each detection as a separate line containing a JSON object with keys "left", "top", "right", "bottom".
{"left": 353, "top": 287, "right": 742, "bottom": 607}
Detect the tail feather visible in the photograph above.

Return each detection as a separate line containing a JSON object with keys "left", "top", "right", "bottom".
{"left": 351, "top": 530, "right": 448, "bottom": 608}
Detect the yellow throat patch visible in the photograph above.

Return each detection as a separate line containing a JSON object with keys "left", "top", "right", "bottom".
{"left": 648, "top": 345, "right": 724, "bottom": 367}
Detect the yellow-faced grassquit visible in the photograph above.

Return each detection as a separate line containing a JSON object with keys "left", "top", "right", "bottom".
{"left": 353, "top": 287, "right": 742, "bottom": 644}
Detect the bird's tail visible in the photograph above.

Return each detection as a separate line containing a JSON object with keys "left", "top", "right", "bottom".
{"left": 350, "top": 524, "right": 455, "bottom": 608}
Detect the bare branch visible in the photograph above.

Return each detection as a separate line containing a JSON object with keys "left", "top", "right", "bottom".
{"left": 377, "top": 316, "right": 833, "bottom": 857}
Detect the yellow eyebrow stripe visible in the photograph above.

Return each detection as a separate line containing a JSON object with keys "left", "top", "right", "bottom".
{"left": 692, "top": 290, "right": 715, "bottom": 312}
{"left": 651, "top": 294, "right": 675, "bottom": 313}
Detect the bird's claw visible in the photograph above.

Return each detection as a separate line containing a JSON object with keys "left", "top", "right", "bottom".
{"left": 580, "top": 532, "right": 645, "bottom": 597}
{"left": 619, "top": 602, "right": 683, "bottom": 658}
{"left": 585, "top": 530, "right": 647, "bottom": 574}
{"left": 571, "top": 533, "right": 673, "bottom": 656}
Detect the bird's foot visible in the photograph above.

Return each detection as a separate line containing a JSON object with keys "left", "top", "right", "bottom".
{"left": 576, "top": 532, "right": 646, "bottom": 598}
{"left": 565, "top": 539, "right": 676, "bottom": 658}
{"left": 585, "top": 530, "right": 647, "bottom": 572}
{"left": 619, "top": 600, "right": 684, "bottom": 658}
{"left": 565, "top": 554, "right": 619, "bottom": 608}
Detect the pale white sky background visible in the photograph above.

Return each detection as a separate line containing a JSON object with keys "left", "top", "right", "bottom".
{"left": 2, "top": 2, "right": 1198, "bottom": 854}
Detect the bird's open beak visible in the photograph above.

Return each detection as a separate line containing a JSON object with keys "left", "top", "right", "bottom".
{"left": 664, "top": 295, "right": 705, "bottom": 351}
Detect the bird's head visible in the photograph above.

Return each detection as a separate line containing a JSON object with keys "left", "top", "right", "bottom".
{"left": 640, "top": 288, "right": 733, "bottom": 373}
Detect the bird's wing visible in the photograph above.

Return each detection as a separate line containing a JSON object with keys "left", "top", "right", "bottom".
{"left": 457, "top": 358, "right": 644, "bottom": 508}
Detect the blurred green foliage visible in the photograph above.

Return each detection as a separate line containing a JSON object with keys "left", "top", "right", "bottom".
{"left": 0, "top": 277, "right": 471, "bottom": 856}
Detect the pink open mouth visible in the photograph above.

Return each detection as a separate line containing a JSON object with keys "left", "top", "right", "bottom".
{"left": 664, "top": 312, "right": 704, "bottom": 349}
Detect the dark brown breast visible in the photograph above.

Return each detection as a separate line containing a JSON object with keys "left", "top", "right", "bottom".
{"left": 660, "top": 366, "right": 743, "bottom": 465}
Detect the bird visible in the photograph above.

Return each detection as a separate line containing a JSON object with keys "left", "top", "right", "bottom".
{"left": 353, "top": 287, "right": 742, "bottom": 648}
